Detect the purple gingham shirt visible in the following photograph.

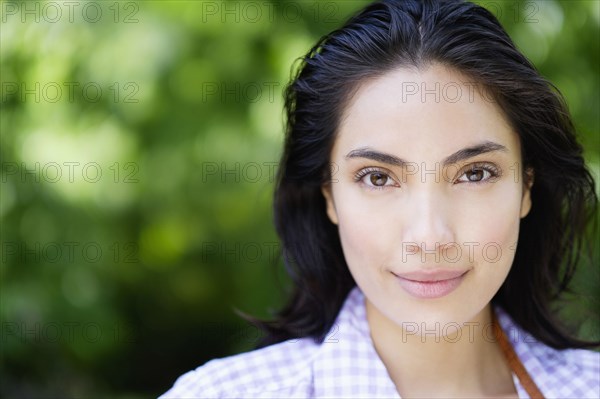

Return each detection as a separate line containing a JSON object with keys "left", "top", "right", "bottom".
{"left": 160, "top": 287, "right": 600, "bottom": 398}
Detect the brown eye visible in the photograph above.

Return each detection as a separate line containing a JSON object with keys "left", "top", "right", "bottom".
{"left": 456, "top": 165, "right": 497, "bottom": 184}
{"left": 354, "top": 167, "right": 398, "bottom": 189}
{"left": 370, "top": 172, "right": 389, "bottom": 186}
{"left": 466, "top": 169, "right": 485, "bottom": 182}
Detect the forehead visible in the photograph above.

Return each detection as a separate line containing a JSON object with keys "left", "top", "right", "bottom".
{"left": 335, "top": 64, "right": 521, "bottom": 161}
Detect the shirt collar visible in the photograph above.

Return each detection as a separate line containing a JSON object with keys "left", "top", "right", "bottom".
{"left": 310, "top": 286, "right": 539, "bottom": 398}
{"left": 312, "top": 286, "right": 401, "bottom": 398}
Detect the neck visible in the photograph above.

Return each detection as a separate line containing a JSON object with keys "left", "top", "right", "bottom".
{"left": 366, "top": 300, "right": 517, "bottom": 398}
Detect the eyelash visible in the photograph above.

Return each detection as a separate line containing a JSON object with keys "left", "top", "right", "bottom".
{"left": 456, "top": 162, "right": 501, "bottom": 185}
{"left": 353, "top": 167, "right": 398, "bottom": 190}
{"left": 353, "top": 162, "right": 501, "bottom": 190}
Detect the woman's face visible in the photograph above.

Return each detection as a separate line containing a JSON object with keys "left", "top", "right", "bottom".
{"left": 322, "top": 64, "right": 533, "bottom": 332}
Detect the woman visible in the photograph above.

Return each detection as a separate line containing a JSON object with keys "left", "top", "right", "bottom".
{"left": 161, "top": 0, "right": 599, "bottom": 397}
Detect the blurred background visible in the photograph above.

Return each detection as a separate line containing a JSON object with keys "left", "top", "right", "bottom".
{"left": 1, "top": 0, "right": 598, "bottom": 397}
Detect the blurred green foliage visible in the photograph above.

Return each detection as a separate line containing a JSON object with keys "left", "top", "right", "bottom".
{"left": 0, "top": 0, "right": 598, "bottom": 397}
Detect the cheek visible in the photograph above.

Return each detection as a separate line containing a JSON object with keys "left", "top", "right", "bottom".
{"left": 332, "top": 187, "right": 394, "bottom": 276}
{"left": 455, "top": 183, "right": 523, "bottom": 260}
{"left": 453, "top": 183, "right": 523, "bottom": 305}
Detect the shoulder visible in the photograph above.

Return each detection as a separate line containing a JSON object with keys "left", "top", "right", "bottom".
{"left": 531, "top": 342, "right": 599, "bottom": 393}
{"left": 159, "top": 287, "right": 391, "bottom": 398}
{"left": 496, "top": 307, "right": 600, "bottom": 397}
{"left": 564, "top": 346, "right": 600, "bottom": 375}
{"left": 159, "top": 337, "right": 320, "bottom": 399}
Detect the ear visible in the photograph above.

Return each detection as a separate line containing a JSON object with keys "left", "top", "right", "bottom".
{"left": 321, "top": 184, "right": 339, "bottom": 225}
{"left": 520, "top": 167, "right": 534, "bottom": 218}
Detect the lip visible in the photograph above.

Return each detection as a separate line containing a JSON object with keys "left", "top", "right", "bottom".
{"left": 392, "top": 268, "right": 470, "bottom": 299}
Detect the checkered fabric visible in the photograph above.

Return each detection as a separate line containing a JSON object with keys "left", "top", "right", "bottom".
{"left": 160, "top": 287, "right": 600, "bottom": 398}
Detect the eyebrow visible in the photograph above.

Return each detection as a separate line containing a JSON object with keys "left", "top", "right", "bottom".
{"left": 345, "top": 141, "right": 508, "bottom": 166}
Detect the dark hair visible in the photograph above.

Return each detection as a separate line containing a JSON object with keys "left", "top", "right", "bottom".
{"left": 245, "top": 0, "right": 598, "bottom": 350}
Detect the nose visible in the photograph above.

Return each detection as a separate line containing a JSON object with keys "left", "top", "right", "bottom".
{"left": 401, "top": 188, "right": 456, "bottom": 262}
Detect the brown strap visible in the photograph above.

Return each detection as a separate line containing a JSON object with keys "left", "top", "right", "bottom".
{"left": 492, "top": 309, "right": 545, "bottom": 399}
